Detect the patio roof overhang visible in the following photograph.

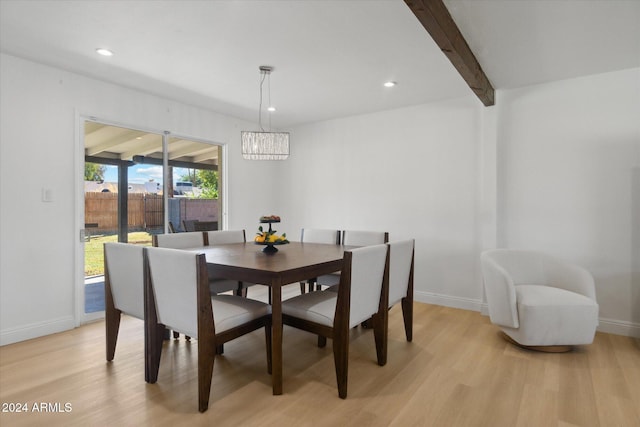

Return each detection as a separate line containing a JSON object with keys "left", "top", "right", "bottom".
{"left": 84, "top": 122, "right": 220, "bottom": 241}
{"left": 84, "top": 122, "right": 219, "bottom": 171}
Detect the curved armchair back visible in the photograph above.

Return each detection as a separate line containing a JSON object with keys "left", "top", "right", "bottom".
{"left": 481, "top": 251, "right": 519, "bottom": 328}
{"left": 482, "top": 249, "right": 548, "bottom": 285}
{"left": 544, "top": 257, "right": 597, "bottom": 300}
{"left": 484, "top": 249, "right": 596, "bottom": 296}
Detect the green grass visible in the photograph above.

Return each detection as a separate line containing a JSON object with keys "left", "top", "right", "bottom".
{"left": 85, "top": 232, "right": 152, "bottom": 277}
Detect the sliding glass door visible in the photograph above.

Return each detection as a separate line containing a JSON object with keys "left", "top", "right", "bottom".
{"left": 80, "top": 120, "right": 221, "bottom": 322}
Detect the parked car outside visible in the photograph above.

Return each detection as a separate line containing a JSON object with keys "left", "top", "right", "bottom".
{"left": 174, "top": 181, "right": 193, "bottom": 195}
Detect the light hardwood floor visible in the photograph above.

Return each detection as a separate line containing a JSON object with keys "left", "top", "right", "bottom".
{"left": 1, "top": 286, "right": 638, "bottom": 426}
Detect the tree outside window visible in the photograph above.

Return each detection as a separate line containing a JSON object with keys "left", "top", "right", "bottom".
{"left": 180, "top": 169, "right": 218, "bottom": 199}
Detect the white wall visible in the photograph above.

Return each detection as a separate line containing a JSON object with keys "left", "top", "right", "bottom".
{"left": 281, "top": 97, "right": 485, "bottom": 309}
{"left": 0, "top": 53, "right": 279, "bottom": 345}
{"left": 2, "top": 52, "right": 638, "bottom": 345}
{"left": 496, "top": 68, "right": 640, "bottom": 336}
{"left": 278, "top": 68, "right": 640, "bottom": 337}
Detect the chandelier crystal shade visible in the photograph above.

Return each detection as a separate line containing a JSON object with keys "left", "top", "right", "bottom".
{"left": 241, "top": 131, "right": 289, "bottom": 160}
{"left": 242, "top": 66, "right": 290, "bottom": 160}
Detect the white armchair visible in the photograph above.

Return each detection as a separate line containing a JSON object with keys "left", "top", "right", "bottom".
{"left": 481, "top": 249, "right": 599, "bottom": 352}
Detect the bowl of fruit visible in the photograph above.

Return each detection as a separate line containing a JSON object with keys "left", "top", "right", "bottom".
{"left": 255, "top": 216, "right": 289, "bottom": 253}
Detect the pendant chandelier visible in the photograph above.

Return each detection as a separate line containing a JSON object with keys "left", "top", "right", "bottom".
{"left": 241, "top": 66, "right": 290, "bottom": 160}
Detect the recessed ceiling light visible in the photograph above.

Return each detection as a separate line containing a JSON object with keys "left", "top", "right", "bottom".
{"left": 267, "top": 106, "right": 276, "bottom": 112}
{"left": 383, "top": 81, "right": 397, "bottom": 88}
{"left": 96, "top": 48, "right": 113, "bottom": 57}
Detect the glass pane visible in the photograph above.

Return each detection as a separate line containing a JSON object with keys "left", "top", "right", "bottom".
{"left": 167, "top": 137, "right": 221, "bottom": 232}
{"left": 83, "top": 123, "right": 163, "bottom": 314}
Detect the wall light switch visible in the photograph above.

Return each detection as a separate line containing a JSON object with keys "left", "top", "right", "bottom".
{"left": 42, "top": 187, "right": 53, "bottom": 202}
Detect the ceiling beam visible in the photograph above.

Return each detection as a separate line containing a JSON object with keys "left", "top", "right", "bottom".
{"left": 404, "top": 0, "right": 495, "bottom": 106}
{"left": 168, "top": 144, "right": 206, "bottom": 160}
{"left": 132, "top": 155, "right": 218, "bottom": 171}
{"left": 193, "top": 151, "right": 218, "bottom": 163}
{"left": 85, "top": 155, "right": 133, "bottom": 167}
{"left": 85, "top": 130, "right": 145, "bottom": 156}
{"left": 120, "top": 139, "right": 162, "bottom": 161}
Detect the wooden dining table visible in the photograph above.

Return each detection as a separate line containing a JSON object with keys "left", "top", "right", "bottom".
{"left": 191, "top": 241, "right": 347, "bottom": 395}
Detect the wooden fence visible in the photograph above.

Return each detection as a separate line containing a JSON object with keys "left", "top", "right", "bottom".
{"left": 85, "top": 193, "right": 163, "bottom": 231}
{"left": 85, "top": 193, "right": 218, "bottom": 232}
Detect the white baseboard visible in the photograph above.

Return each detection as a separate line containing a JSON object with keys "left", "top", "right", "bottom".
{"left": 597, "top": 317, "right": 640, "bottom": 338}
{"left": 415, "top": 291, "right": 640, "bottom": 339}
{"left": 414, "top": 291, "right": 485, "bottom": 312}
{"left": 480, "top": 304, "right": 489, "bottom": 316}
{"left": 0, "top": 316, "right": 75, "bottom": 346}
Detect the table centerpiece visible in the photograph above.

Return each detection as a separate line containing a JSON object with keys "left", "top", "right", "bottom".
{"left": 255, "top": 215, "right": 289, "bottom": 253}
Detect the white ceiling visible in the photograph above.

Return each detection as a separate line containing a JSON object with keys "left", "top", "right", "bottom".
{"left": 1, "top": 0, "right": 639, "bottom": 128}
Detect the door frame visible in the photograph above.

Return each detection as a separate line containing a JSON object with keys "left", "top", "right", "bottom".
{"left": 74, "top": 113, "right": 228, "bottom": 326}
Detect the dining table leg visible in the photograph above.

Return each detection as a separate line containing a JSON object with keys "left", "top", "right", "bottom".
{"left": 271, "top": 278, "right": 283, "bottom": 395}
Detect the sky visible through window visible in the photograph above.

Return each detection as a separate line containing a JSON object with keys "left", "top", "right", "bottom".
{"left": 103, "top": 165, "right": 190, "bottom": 185}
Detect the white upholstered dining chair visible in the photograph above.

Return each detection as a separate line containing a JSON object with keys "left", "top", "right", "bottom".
{"left": 481, "top": 249, "right": 599, "bottom": 352}
{"left": 144, "top": 246, "right": 272, "bottom": 413}
{"left": 206, "top": 229, "right": 258, "bottom": 298}
{"left": 154, "top": 231, "right": 245, "bottom": 343}
{"left": 342, "top": 230, "right": 389, "bottom": 247}
{"left": 387, "top": 239, "right": 415, "bottom": 342}
{"left": 104, "top": 242, "right": 145, "bottom": 365}
{"left": 154, "top": 231, "right": 203, "bottom": 249}
{"left": 154, "top": 232, "right": 243, "bottom": 296}
{"left": 206, "top": 229, "right": 246, "bottom": 245}
{"left": 318, "top": 229, "right": 389, "bottom": 291}
{"left": 299, "top": 228, "right": 341, "bottom": 293}
{"left": 282, "top": 244, "right": 389, "bottom": 398}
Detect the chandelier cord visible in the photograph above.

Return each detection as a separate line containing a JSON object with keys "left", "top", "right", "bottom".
{"left": 258, "top": 70, "right": 267, "bottom": 131}
{"left": 268, "top": 72, "right": 272, "bottom": 131}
